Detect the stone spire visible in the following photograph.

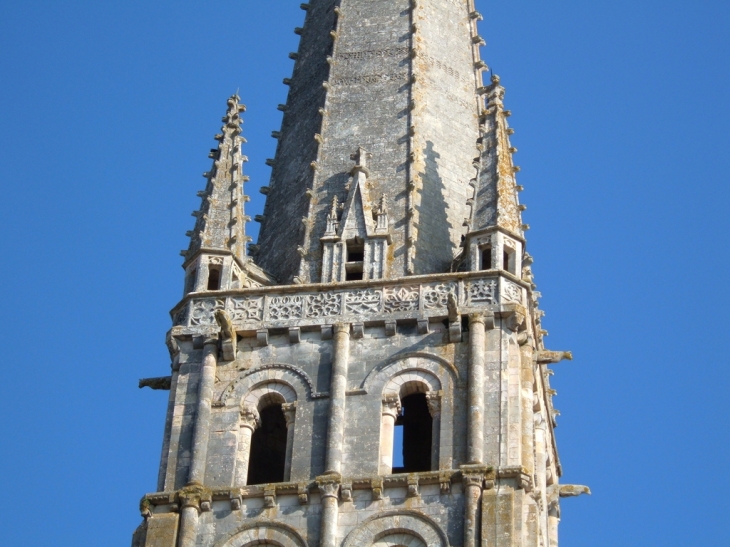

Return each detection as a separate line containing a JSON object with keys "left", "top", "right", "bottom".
{"left": 181, "top": 94, "right": 272, "bottom": 293}
{"left": 462, "top": 74, "right": 527, "bottom": 273}
{"left": 469, "top": 74, "right": 524, "bottom": 236}
{"left": 254, "top": 0, "right": 488, "bottom": 283}
{"left": 183, "top": 94, "right": 250, "bottom": 262}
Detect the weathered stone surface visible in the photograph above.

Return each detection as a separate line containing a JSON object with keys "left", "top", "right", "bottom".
{"left": 134, "top": 0, "right": 583, "bottom": 545}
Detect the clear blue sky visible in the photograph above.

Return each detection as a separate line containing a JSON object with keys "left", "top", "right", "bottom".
{"left": 1, "top": 1, "right": 728, "bottom": 545}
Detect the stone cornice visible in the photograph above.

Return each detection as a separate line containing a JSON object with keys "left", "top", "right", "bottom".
{"left": 170, "top": 271, "right": 531, "bottom": 333}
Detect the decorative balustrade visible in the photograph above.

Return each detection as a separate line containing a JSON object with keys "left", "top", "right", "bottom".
{"left": 171, "top": 272, "right": 527, "bottom": 331}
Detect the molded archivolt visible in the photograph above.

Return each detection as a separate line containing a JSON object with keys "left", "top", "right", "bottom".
{"left": 218, "top": 364, "right": 319, "bottom": 406}
{"left": 243, "top": 382, "right": 297, "bottom": 410}
{"left": 363, "top": 352, "right": 458, "bottom": 394}
{"left": 342, "top": 511, "right": 447, "bottom": 547}
{"left": 213, "top": 521, "right": 308, "bottom": 547}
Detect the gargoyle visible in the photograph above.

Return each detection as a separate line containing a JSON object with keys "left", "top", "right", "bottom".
{"left": 214, "top": 309, "right": 235, "bottom": 341}
{"left": 447, "top": 292, "right": 459, "bottom": 323}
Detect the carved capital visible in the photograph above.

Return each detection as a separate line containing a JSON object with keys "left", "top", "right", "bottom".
{"left": 382, "top": 393, "right": 401, "bottom": 418}
{"left": 177, "top": 482, "right": 211, "bottom": 514}
{"left": 281, "top": 402, "right": 297, "bottom": 428}
{"left": 240, "top": 405, "right": 261, "bottom": 430}
{"left": 425, "top": 390, "right": 442, "bottom": 418}
{"left": 316, "top": 475, "right": 341, "bottom": 499}
{"left": 460, "top": 465, "right": 492, "bottom": 490}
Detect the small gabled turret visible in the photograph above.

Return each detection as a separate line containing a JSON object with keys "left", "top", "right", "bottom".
{"left": 181, "top": 94, "right": 274, "bottom": 294}
{"left": 464, "top": 75, "right": 526, "bottom": 275}
{"left": 319, "top": 147, "right": 392, "bottom": 283}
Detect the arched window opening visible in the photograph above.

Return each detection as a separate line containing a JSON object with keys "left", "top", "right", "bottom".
{"left": 480, "top": 245, "right": 492, "bottom": 270}
{"left": 207, "top": 267, "right": 221, "bottom": 290}
{"left": 247, "top": 403, "right": 287, "bottom": 485}
{"left": 392, "top": 393, "right": 432, "bottom": 473}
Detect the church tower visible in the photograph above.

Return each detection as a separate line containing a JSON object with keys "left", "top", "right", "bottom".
{"left": 133, "top": 2, "right": 588, "bottom": 547}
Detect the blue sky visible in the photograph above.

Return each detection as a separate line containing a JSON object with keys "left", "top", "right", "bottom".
{"left": 1, "top": 1, "right": 728, "bottom": 545}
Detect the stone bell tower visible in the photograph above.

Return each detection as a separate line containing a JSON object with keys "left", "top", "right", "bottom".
{"left": 133, "top": 1, "right": 588, "bottom": 547}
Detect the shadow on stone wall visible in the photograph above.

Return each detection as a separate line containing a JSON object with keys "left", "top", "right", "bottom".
{"left": 414, "top": 141, "right": 455, "bottom": 273}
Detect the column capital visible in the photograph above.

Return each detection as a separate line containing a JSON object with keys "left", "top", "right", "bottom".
{"left": 425, "top": 390, "right": 442, "bottom": 418}
{"left": 177, "top": 482, "right": 212, "bottom": 513}
{"left": 240, "top": 405, "right": 260, "bottom": 430}
{"left": 281, "top": 401, "right": 298, "bottom": 427}
{"left": 316, "top": 474, "right": 342, "bottom": 499}
{"left": 460, "top": 464, "right": 493, "bottom": 489}
{"left": 382, "top": 393, "right": 401, "bottom": 418}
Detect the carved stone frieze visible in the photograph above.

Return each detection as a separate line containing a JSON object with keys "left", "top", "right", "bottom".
{"left": 383, "top": 285, "right": 419, "bottom": 313}
{"left": 190, "top": 298, "right": 225, "bottom": 326}
{"left": 269, "top": 295, "right": 303, "bottom": 320}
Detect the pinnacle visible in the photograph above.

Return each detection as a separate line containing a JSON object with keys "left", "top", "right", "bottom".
{"left": 468, "top": 75, "right": 524, "bottom": 238}
{"left": 181, "top": 94, "right": 250, "bottom": 264}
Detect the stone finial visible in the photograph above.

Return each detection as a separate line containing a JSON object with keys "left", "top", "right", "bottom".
{"left": 324, "top": 195, "right": 341, "bottom": 237}
{"left": 350, "top": 146, "right": 372, "bottom": 176}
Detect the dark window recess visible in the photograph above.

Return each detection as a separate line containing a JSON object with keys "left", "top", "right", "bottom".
{"left": 185, "top": 269, "right": 197, "bottom": 294}
{"left": 481, "top": 247, "right": 492, "bottom": 270}
{"left": 207, "top": 268, "right": 221, "bottom": 290}
{"left": 247, "top": 404, "right": 287, "bottom": 485}
{"left": 392, "top": 393, "right": 433, "bottom": 473}
{"left": 345, "top": 241, "right": 364, "bottom": 281}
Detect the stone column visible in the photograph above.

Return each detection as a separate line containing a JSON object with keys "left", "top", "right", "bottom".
{"left": 282, "top": 402, "right": 298, "bottom": 482}
{"left": 426, "top": 391, "right": 442, "bottom": 471}
{"left": 188, "top": 334, "right": 218, "bottom": 485}
{"left": 468, "top": 313, "right": 487, "bottom": 464}
{"left": 379, "top": 394, "right": 401, "bottom": 474}
{"left": 233, "top": 405, "right": 260, "bottom": 487}
{"left": 317, "top": 475, "right": 341, "bottom": 547}
{"left": 535, "top": 412, "right": 549, "bottom": 547}
{"left": 176, "top": 483, "right": 209, "bottom": 547}
{"left": 325, "top": 323, "right": 350, "bottom": 474}
{"left": 520, "top": 339, "right": 535, "bottom": 477}
{"left": 461, "top": 466, "right": 486, "bottom": 547}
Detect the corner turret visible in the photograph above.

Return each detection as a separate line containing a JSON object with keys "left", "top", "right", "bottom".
{"left": 181, "top": 94, "right": 274, "bottom": 294}
{"left": 463, "top": 75, "right": 526, "bottom": 276}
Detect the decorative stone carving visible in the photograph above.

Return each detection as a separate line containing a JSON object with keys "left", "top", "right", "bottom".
{"left": 269, "top": 295, "right": 304, "bottom": 320}
{"left": 345, "top": 289, "right": 382, "bottom": 314}
{"left": 465, "top": 279, "right": 497, "bottom": 305}
{"left": 382, "top": 393, "right": 402, "bottom": 418}
{"left": 407, "top": 475, "right": 419, "bottom": 498}
{"left": 558, "top": 484, "right": 591, "bottom": 498}
{"left": 371, "top": 477, "right": 384, "bottom": 500}
{"left": 439, "top": 471, "right": 452, "bottom": 494}
{"left": 306, "top": 292, "right": 341, "bottom": 317}
{"left": 215, "top": 309, "right": 237, "bottom": 360}
{"left": 536, "top": 350, "right": 573, "bottom": 364}
{"left": 190, "top": 298, "right": 224, "bottom": 326}
{"left": 281, "top": 402, "right": 297, "bottom": 428}
{"left": 425, "top": 391, "right": 442, "bottom": 418}
{"left": 316, "top": 475, "right": 341, "bottom": 499}
{"left": 229, "top": 297, "right": 263, "bottom": 321}
{"left": 502, "top": 281, "right": 522, "bottom": 304}
{"left": 423, "top": 282, "right": 457, "bottom": 310}
{"left": 384, "top": 286, "right": 419, "bottom": 313}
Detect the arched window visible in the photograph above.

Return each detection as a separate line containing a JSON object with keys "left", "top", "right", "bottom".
{"left": 247, "top": 403, "right": 288, "bottom": 485}
{"left": 392, "top": 393, "right": 432, "bottom": 473}
{"left": 207, "top": 267, "right": 221, "bottom": 290}
{"left": 480, "top": 245, "right": 492, "bottom": 270}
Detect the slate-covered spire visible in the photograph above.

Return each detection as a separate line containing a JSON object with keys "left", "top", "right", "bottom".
{"left": 469, "top": 74, "right": 525, "bottom": 237}
{"left": 183, "top": 94, "right": 250, "bottom": 263}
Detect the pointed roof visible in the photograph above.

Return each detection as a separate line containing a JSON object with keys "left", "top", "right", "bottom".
{"left": 183, "top": 94, "right": 251, "bottom": 263}
{"left": 469, "top": 75, "right": 525, "bottom": 238}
